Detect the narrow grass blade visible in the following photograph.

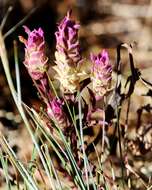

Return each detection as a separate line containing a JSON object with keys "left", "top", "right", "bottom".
{"left": 0, "top": 134, "right": 39, "bottom": 190}
{"left": 0, "top": 149, "right": 11, "bottom": 190}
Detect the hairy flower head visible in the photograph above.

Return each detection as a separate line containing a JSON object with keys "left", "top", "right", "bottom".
{"left": 54, "top": 11, "right": 86, "bottom": 93}
{"left": 90, "top": 50, "right": 112, "bottom": 99}
{"left": 19, "top": 26, "right": 48, "bottom": 80}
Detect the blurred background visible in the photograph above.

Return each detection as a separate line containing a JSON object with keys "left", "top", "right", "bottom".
{"left": 0, "top": 1, "right": 152, "bottom": 189}
{"left": 0, "top": 0, "right": 152, "bottom": 113}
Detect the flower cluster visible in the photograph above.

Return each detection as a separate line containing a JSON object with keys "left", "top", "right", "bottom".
{"left": 20, "top": 11, "right": 112, "bottom": 138}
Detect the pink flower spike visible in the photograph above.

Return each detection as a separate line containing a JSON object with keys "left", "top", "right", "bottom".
{"left": 55, "top": 11, "right": 81, "bottom": 64}
{"left": 19, "top": 26, "right": 48, "bottom": 80}
{"left": 90, "top": 49, "right": 112, "bottom": 98}
{"left": 53, "top": 11, "right": 87, "bottom": 94}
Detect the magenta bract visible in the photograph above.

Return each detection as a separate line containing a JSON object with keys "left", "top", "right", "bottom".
{"left": 47, "top": 99, "right": 69, "bottom": 130}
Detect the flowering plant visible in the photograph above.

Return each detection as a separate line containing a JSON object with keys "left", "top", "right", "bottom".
{"left": 6, "top": 9, "right": 144, "bottom": 190}
{"left": 1, "top": 5, "right": 151, "bottom": 190}
{"left": 18, "top": 11, "right": 113, "bottom": 188}
{"left": 19, "top": 11, "right": 112, "bottom": 136}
